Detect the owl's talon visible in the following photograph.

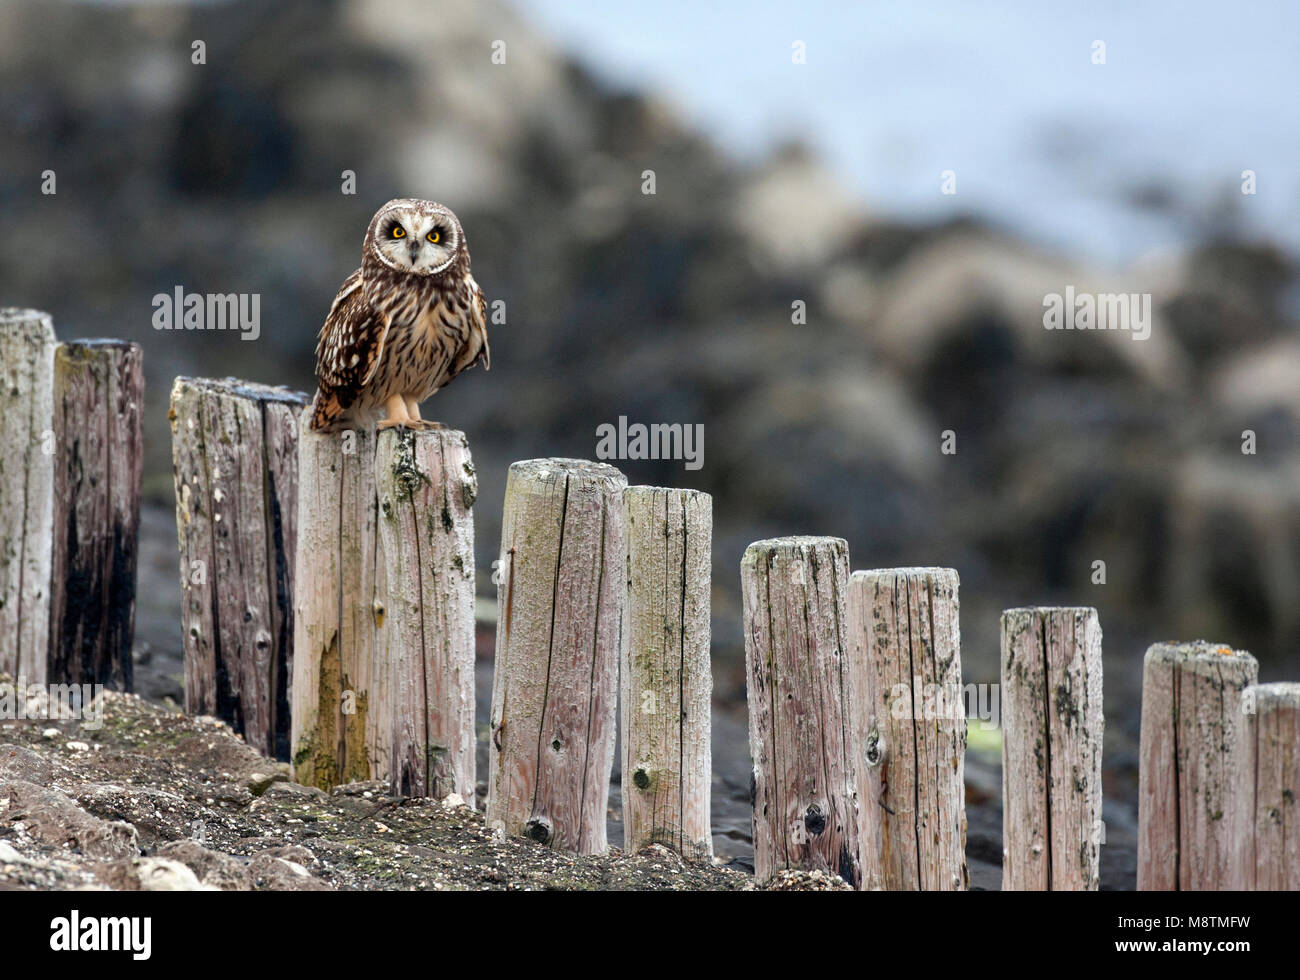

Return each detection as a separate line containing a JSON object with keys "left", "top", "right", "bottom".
{"left": 376, "top": 418, "right": 407, "bottom": 431}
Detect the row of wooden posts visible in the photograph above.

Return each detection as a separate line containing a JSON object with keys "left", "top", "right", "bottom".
{"left": 2, "top": 308, "right": 1298, "bottom": 889}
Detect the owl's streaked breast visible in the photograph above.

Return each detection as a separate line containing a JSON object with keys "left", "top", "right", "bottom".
{"left": 370, "top": 287, "right": 471, "bottom": 402}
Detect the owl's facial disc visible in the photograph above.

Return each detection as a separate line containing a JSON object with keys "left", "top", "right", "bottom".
{"left": 371, "top": 208, "right": 459, "bottom": 276}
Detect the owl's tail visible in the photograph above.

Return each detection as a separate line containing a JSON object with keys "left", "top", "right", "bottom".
{"left": 308, "top": 388, "right": 348, "bottom": 432}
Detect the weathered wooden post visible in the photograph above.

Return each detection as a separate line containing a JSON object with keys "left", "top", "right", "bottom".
{"left": 742, "top": 536, "right": 860, "bottom": 888}
{"left": 292, "top": 421, "right": 479, "bottom": 800}
{"left": 1137, "top": 641, "right": 1257, "bottom": 890}
{"left": 848, "top": 567, "right": 966, "bottom": 890}
{"left": 47, "top": 340, "right": 144, "bottom": 689}
{"left": 374, "top": 427, "right": 477, "bottom": 799}
{"left": 0, "top": 309, "right": 56, "bottom": 684}
{"left": 170, "top": 377, "right": 305, "bottom": 760}
{"left": 291, "top": 420, "right": 380, "bottom": 787}
{"left": 620, "top": 486, "right": 712, "bottom": 860}
{"left": 1001, "top": 606, "right": 1103, "bottom": 890}
{"left": 1139, "top": 639, "right": 1264, "bottom": 890}
{"left": 487, "top": 458, "right": 626, "bottom": 854}
{"left": 1247, "top": 682, "right": 1299, "bottom": 890}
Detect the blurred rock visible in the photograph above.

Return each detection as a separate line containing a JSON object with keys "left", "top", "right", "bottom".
{"left": 1, "top": 0, "right": 1297, "bottom": 694}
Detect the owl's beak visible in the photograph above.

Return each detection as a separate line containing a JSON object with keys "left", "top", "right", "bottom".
{"left": 409, "top": 244, "right": 421, "bottom": 263}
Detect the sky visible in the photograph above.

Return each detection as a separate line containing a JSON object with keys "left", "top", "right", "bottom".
{"left": 512, "top": 0, "right": 1300, "bottom": 267}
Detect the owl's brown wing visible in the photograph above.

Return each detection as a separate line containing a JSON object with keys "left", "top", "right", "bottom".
{"left": 446, "top": 274, "right": 490, "bottom": 383}
{"left": 309, "top": 269, "right": 391, "bottom": 430}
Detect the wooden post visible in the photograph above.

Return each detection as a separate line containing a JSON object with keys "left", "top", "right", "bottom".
{"left": 1247, "top": 682, "right": 1300, "bottom": 890}
{"left": 620, "top": 486, "right": 712, "bottom": 860}
{"left": 0, "top": 309, "right": 56, "bottom": 685}
{"left": 486, "top": 458, "right": 627, "bottom": 854}
{"left": 170, "top": 377, "right": 305, "bottom": 760}
{"left": 291, "top": 420, "right": 379, "bottom": 788}
{"left": 1000, "top": 607, "right": 1103, "bottom": 890}
{"left": 292, "top": 421, "right": 479, "bottom": 800}
{"left": 848, "top": 567, "right": 966, "bottom": 890}
{"left": 48, "top": 340, "right": 144, "bottom": 690}
{"left": 741, "top": 536, "right": 861, "bottom": 888}
{"left": 1137, "top": 641, "right": 1257, "bottom": 890}
{"left": 374, "top": 427, "right": 477, "bottom": 800}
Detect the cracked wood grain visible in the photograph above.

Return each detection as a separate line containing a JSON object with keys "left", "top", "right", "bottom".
{"left": 486, "top": 458, "right": 626, "bottom": 855}
{"left": 1001, "top": 606, "right": 1103, "bottom": 890}
{"left": 742, "top": 536, "right": 861, "bottom": 888}
{"left": 0, "top": 309, "right": 56, "bottom": 684}
{"left": 171, "top": 377, "right": 305, "bottom": 760}
{"left": 1248, "top": 682, "right": 1300, "bottom": 890}
{"left": 849, "top": 567, "right": 966, "bottom": 890}
{"left": 1138, "top": 641, "right": 1258, "bottom": 890}
{"left": 374, "top": 427, "right": 477, "bottom": 800}
{"left": 621, "top": 486, "right": 712, "bottom": 860}
{"left": 295, "top": 419, "right": 477, "bottom": 798}
{"left": 48, "top": 340, "right": 143, "bottom": 690}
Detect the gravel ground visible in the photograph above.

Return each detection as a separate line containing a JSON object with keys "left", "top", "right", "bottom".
{"left": 0, "top": 689, "right": 757, "bottom": 891}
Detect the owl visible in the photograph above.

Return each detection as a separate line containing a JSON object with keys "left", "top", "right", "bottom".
{"left": 309, "top": 198, "right": 490, "bottom": 432}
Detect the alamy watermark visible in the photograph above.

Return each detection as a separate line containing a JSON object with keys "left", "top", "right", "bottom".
{"left": 595, "top": 416, "right": 703, "bottom": 471}
{"left": 152, "top": 287, "right": 261, "bottom": 341}
{"left": 1043, "top": 285, "right": 1151, "bottom": 341}
{"left": 885, "top": 679, "right": 1001, "bottom": 731}
{"left": 0, "top": 676, "right": 103, "bottom": 730}
{"left": 50, "top": 911, "right": 150, "bottom": 960}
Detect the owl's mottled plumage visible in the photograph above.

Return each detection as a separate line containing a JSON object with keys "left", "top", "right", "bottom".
{"left": 309, "top": 198, "right": 490, "bottom": 432}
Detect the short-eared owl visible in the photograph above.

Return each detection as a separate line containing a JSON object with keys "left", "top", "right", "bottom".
{"left": 309, "top": 198, "right": 490, "bottom": 432}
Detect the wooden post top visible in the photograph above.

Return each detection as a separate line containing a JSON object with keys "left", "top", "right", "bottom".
{"left": 54, "top": 338, "right": 139, "bottom": 355}
{"left": 376, "top": 425, "right": 471, "bottom": 447}
{"left": 173, "top": 375, "right": 308, "bottom": 405}
{"left": 624, "top": 484, "right": 710, "bottom": 501}
{"left": 1144, "top": 640, "right": 1257, "bottom": 674}
{"left": 1249, "top": 681, "right": 1300, "bottom": 710}
{"left": 507, "top": 457, "right": 625, "bottom": 483}
{"left": 1001, "top": 606, "right": 1101, "bottom": 641}
{"left": 0, "top": 307, "right": 53, "bottom": 328}
{"left": 1003, "top": 605, "right": 1097, "bottom": 617}
{"left": 742, "top": 535, "right": 848, "bottom": 561}
{"left": 851, "top": 566, "right": 958, "bottom": 582}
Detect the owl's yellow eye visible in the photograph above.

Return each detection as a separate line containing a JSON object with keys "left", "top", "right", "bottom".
{"left": 427, "top": 230, "right": 441, "bottom": 244}
{"left": 391, "top": 226, "right": 405, "bottom": 239}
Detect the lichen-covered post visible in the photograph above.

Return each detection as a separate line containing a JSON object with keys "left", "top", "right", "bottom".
{"left": 170, "top": 377, "right": 305, "bottom": 760}
{"left": 742, "top": 536, "right": 861, "bottom": 888}
{"left": 48, "top": 340, "right": 143, "bottom": 689}
{"left": 1247, "top": 682, "right": 1299, "bottom": 890}
{"left": 374, "top": 427, "right": 477, "bottom": 800}
{"left": 848, "top": 567, "right": 966, "bottom": 890}
{"left": 0, "top": 309, "right": 56, "bottom": 684}
{"left": 1137, "top": 641, "right": 1258, "bottom": 890}
{"left": 620, "top": 486, "right": 712, "bottom": 860}
{"left": 1001, "top": 606, "right": 1103, "bottom": 890}
{"left": 290, "top": 417, "right": 379, "bottom": 787}
{"left": 487, "top": 458, "right": 627, "bottom": 854}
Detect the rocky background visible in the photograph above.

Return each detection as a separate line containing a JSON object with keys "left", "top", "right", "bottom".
{"left": 0, "top": 0, "right": 1293, "bottom": 888}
